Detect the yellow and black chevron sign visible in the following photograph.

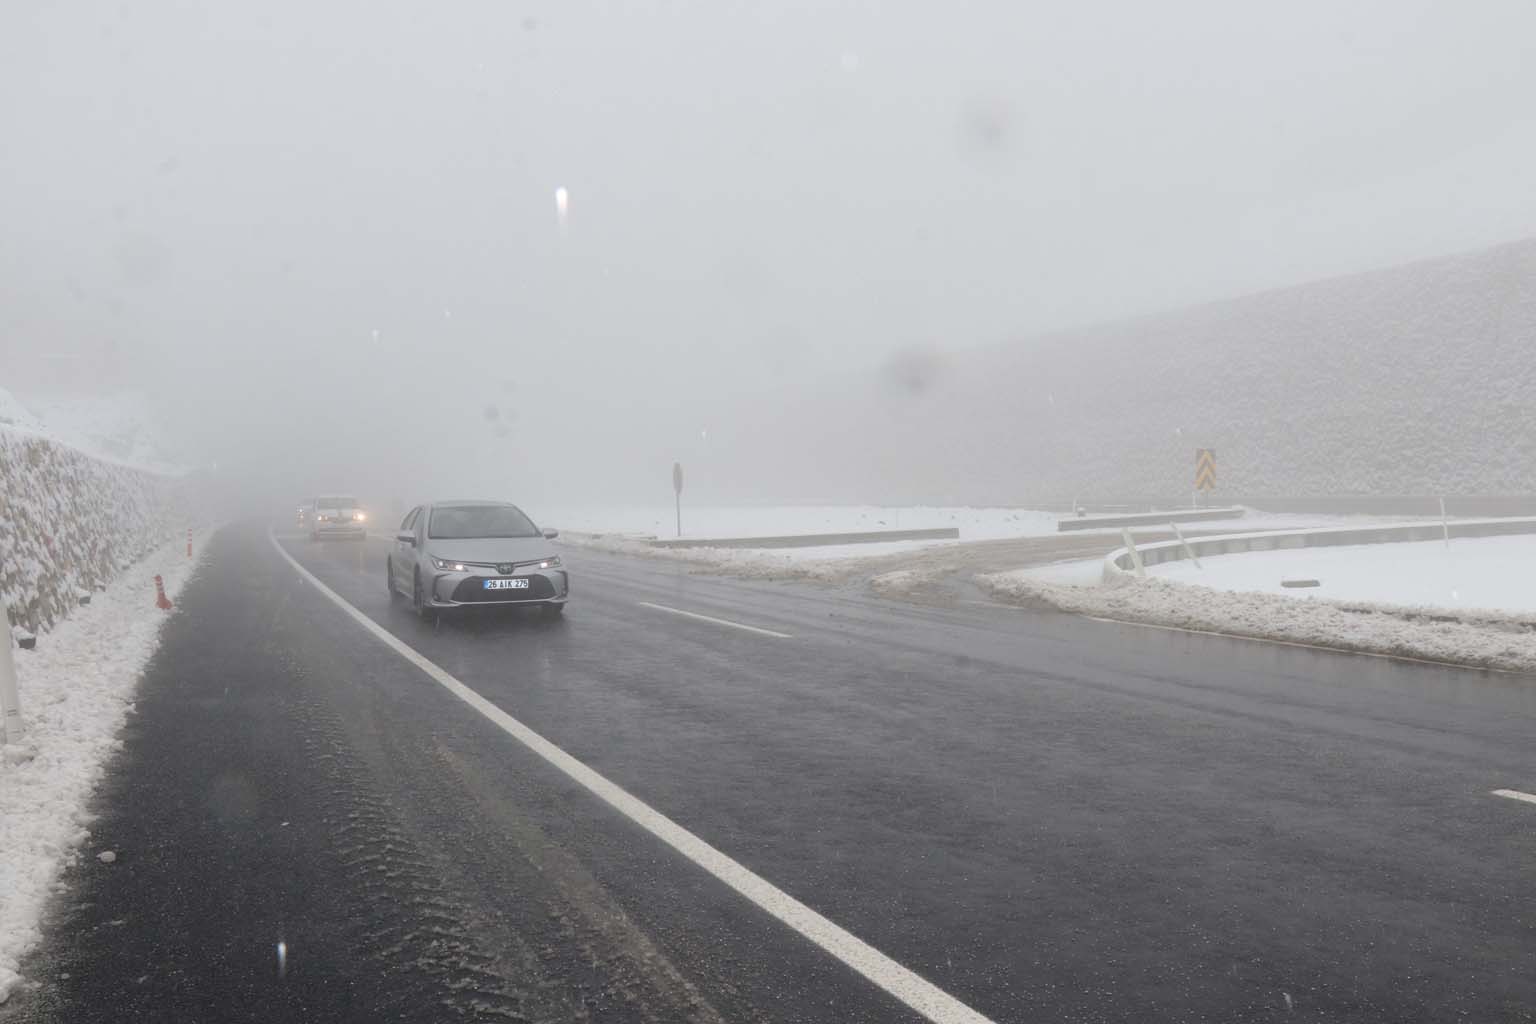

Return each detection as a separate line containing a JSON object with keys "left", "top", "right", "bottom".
{"left": 1195, "top": 448, "right": 1217, "bottom": 491}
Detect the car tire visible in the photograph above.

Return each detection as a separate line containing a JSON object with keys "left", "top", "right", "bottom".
{"left": 386, "top": 558, "right": 398, "bottom": 600}
{"left": 541, "top": 602, "right": 565, "bottom": 619}
{"left": 412, "top": 570, "right": 432, "bottom": 620}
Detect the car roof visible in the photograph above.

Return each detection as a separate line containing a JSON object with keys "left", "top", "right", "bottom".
{"left": 428, "top": 499, "right": 514, "bottom": 508}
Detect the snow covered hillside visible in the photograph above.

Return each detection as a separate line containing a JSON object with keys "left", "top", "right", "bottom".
{"left": 722, "top": 236, "right": 1536, "bottom": 504}
{"left": 1, "top": 424, "right": 196, "bottom": 636}
{"left": 0, "top": 389, "right": 183, "bottom": 475}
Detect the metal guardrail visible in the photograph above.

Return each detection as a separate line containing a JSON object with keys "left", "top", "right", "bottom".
{"left": 650, "top": 527, "right": 960, "bottom": 550}
{"left": 1103, "top": 516, "right": 1536, "bottom": 580}
{"left": 1058, "top": 507, "right": 1244, "bottom": 532}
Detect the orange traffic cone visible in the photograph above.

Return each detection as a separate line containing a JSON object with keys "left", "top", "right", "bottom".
{"left": 154, "top": 575, "right": 173, "bottom": 610}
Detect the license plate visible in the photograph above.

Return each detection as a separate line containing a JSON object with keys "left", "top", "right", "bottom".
{"left": 483, "top": 578, "right": 530, "bottom": 590}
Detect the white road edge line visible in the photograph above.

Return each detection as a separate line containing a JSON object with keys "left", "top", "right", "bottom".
{"left": 636, "top": 601, "right": 793, "bottom": 639}
{"left": 1492, "top": 789, "right": 1536, "bottom": 805}
{"left": 267, "top": 530, "right": 986, "bottom": 1024}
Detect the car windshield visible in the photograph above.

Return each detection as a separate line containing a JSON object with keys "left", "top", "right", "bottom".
{"left": 316, "top": 496, "right": 356, "bottom": 508}
{"left": 428, "top": 505, "right": 539, "bottom": 540}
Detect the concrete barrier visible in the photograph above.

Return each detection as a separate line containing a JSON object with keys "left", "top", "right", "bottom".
{"left": 1103, "top": 516, "right": 1536, "bottom": 582}
{"left": 1059, "top": 507, "right": 1244, "bottom": 532}
{"left": 651, "top": 527, "right": 959, "bottom": 550}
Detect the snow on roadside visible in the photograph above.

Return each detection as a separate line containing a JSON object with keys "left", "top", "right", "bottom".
{"left": 560, "top": 531, "right": 855, "bottom": 582}
{"left": 0, "top": 532, "right": 209, "bottom": 1003}
{"left": 542, "top": 504, "right": 1397, "bottom": 544}
{"left": 868, "top": 568, "right": 945, "bottom": 597}
{"left": 975, "top": 570, "right": 1536, "bottom": 673}
{"left": 553, "top": 506, "right": 1404, "bottom": 583}
{"left": 540, "top": 504, "right": 1051, "bottom": 540}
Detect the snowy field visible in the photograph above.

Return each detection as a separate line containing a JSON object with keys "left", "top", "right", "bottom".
{"left": 1150, "top": 534, "right": 1536, "bottom": 615}
{"left": 0, "top": 534, "right": 207, "bottom": 1003}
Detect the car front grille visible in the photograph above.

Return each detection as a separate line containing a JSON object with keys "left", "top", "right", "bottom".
{"left": 450, "top": 576, "right": 557, "bottom": 602}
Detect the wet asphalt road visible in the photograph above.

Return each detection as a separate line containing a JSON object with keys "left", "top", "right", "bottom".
{"left": 8, "top": 522, "right": 1536, "bottom": 1023}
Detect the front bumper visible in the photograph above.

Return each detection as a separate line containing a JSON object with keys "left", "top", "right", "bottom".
{"left": 312, "top": 521, "right": 367, "bottom": 537}
{"left": 426, "top": 569, "right": 569, "bottom": 608}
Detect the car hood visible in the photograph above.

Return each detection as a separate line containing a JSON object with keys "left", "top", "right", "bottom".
{"left": 424, "top": 537, "right": 555, "bottom": 563}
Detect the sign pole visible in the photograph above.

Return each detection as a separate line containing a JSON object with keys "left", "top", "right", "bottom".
{"left": 672, "top": 462, "right": 684, "bottom": 538}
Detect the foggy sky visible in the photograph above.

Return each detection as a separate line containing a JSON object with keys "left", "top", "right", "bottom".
{"left": 5, "top": 0, "right": 1536, "bottom": 508}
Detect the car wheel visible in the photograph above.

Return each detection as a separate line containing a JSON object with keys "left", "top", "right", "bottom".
{"left": 412, "top": 570, "right": 432, "bottom": 619}
{"left": 541, "top": 602, "right": 565, "bottom": 619}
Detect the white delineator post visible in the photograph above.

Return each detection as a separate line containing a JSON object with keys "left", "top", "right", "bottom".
{"left": 1120, "top": 528, "right": 1146, "bottom": 578}
{"left": 1440, "top": 496, "right": 1450, "bottom": 550}
{"left": 1170, "top": 521, "right": 1203, "bottom": 569}
{"left": 0, "top": 629, "right": 23, "bottom": 744}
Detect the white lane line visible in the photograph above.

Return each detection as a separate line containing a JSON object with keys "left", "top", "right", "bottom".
{"left": 267, "top": 531, "right": 985, "bottom": 1024}
{"left": 1492, "top": 789, "right": 1536, "bottom": 806}
{"left": 636, "top": 601, "right": 793, "bottom": 639}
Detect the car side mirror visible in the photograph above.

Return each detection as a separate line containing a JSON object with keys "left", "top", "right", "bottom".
{"left": 396, "top": 531, "right": 416, "bottom": 546}
{"left": 542, "top": 528, "right": 559, "bottom": 539}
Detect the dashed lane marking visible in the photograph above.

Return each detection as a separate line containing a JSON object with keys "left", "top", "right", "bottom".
{"left": 636, "top": 601, "right": 793, "bottom": 639}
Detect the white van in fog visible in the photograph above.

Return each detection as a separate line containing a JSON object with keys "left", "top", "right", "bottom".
{"left": 309, "top": 495, "right": 367, "bottom": 541}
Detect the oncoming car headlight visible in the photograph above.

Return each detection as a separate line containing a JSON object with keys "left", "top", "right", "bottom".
{"left": 538, "top": 556, "right": 562, "bottom": 569}
{"left": 354, "top": 511, "right": 366, "bottom": 522}
{"left": 432, "top": 557, "right": 469, "bottom": 571}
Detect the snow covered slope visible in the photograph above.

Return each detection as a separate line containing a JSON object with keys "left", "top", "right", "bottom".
{"left": 727, "top": 237, "right": 1536, "bottom": 503}
{"left": 0, "top": 390, "right": 46, "bottom": 435}
{"left": 1, "top": 425, "right": 195, "bottom": 636}
{"left": 0, "top": 389, "right": 183, "bottom": 475}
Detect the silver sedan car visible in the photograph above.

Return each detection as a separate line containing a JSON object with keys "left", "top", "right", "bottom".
{"left": 387, "top": 500, "right": 567, "bottom": 618}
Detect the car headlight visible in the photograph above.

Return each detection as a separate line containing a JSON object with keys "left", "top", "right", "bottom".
{"left": 537, "top": 556, "right": 562, "bottom": 569}
{"left": 432, "top": 557, "right": 470, "bottom": 571}
{"left": 354, "top": 512, "right": 366, "bottom": 522}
